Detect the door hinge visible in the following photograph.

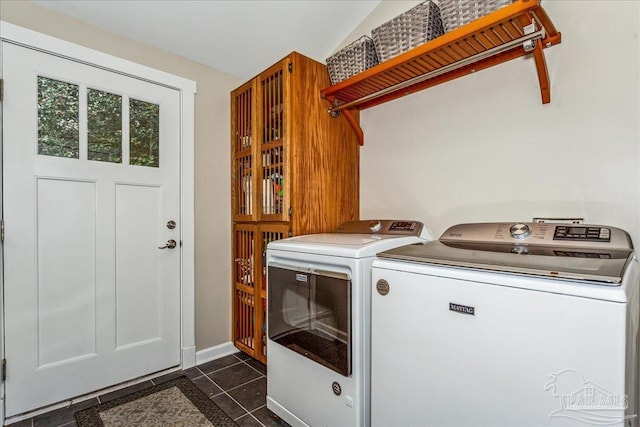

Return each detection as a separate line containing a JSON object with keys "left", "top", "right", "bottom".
{"left": 288, "top": 207, "right": 292, "bottom": 217}
{"left": 288, "top": 63, "right": 293, "bottom": 73}
{"left": 2, "top": 359, "right": 6, "bottom": 381}
{"left": 1, "top": 218, "right": 4, "bottom": 243}
{"left": 0, "top": 79, "right": 4, "bottom": 102}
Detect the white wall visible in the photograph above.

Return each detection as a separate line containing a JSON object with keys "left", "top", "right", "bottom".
{"left": 352, "top": 0, "right": 640, "bottom": 245}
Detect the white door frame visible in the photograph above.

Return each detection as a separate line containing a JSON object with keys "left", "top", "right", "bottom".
{"left": 0, "top": 21, "right": 197, "bottom": 419}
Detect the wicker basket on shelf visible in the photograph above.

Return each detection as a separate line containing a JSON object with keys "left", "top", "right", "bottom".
{"left": 439, "top": 0, "right": 516, "bottom": 33}
{"left": 371, "top": 0, "right": 444, "bottom": 63}
{"left": 326, "top": 35, "right": 379, "bottom": 85}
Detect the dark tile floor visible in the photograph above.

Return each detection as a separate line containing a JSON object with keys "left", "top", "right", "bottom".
{"left": 9, "top": 352, "right": 290, "bottom": 427}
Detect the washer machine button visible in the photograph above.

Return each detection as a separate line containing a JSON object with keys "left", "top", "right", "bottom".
{"left": 510, "top": 223, "right": 531, "bottom": 239}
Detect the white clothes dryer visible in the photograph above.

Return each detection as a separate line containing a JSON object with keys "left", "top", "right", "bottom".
{"left": 266, "top": 220, "right": 433, "bottom": 427}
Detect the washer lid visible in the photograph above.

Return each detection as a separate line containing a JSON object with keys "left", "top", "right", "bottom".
{"left": 378, "top": 222, "right": 634, "bottom": 285}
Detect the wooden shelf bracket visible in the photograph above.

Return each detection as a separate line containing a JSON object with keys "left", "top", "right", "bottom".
{"left": 326, "top": 98, "right": 364, "bottom": 145}
{"left": 532, "top": 39, "right": 550, "bottom": 104}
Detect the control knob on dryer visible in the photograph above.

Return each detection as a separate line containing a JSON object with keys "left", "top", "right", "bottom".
{"left": 368, "top": 220, "right": 382, "bottom": 233}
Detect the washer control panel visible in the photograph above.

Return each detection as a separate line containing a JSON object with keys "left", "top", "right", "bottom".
{"left": 440, "top": 222, "right": 632, "bottom": 250}
{"left": 553, "top": 226, "right": 610, "bottom": 242}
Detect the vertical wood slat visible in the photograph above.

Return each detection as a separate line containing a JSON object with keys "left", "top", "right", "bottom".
{"left": 269, "top": 72, "right": 273, "bottom": 142}
{"left": 278, "top": 68, "right": 283, "bottom": 140}
{"left": 238, "top": 91, "right": 243, "bottom": 153}
{"left": 264, "top": 75, "right": 268, "bottom": 144}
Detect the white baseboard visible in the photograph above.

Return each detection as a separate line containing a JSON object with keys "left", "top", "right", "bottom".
{"left": 195, "top": 341, "right": 237, "bottom": 366}
{"left": 182, "top": 345, "right": 197, "bottom": 369}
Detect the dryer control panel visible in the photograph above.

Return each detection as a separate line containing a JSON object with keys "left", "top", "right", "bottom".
{"left": 335, "top": 220, "right": 424, "bottom": 236}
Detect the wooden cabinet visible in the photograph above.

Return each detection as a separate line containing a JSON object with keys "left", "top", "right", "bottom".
{"left": 231, "top": 52, "right": 359, "bottom": 363}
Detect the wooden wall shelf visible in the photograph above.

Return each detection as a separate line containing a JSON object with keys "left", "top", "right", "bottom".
{"left": 321, "top": 0, "right": 561, "bottom": 145}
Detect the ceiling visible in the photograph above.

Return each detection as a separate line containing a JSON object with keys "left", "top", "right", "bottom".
{"left": 31, "top": 0, "right": 381, "bottom": 80}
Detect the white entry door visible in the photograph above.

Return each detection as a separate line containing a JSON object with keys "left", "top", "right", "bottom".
{"left": 2, "top": 42, "right": 181, "bottom": 417}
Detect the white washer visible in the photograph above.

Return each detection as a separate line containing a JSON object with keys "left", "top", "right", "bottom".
{"left": 266, "top": 220, "right": 433, "bottom": 427}
{"left": 371, "top": 222, "right": 639, "bottom": 427}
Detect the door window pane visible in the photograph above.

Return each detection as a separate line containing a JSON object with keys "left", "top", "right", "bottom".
{"left": 130, "top": 99, "right": 159, "bottom": 167}
{"left": 88, "top": 89, "right": 122, "bottom": 163}
{"left": 37, "top": 76, "right": 79, "bottom": 158}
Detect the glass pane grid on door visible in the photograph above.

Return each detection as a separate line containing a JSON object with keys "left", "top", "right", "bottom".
{"left": 37, "top": 75, "right": 160, "bottom": 168}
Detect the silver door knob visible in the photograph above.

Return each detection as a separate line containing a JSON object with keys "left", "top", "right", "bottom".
{"left": 158, "top": 239, "right": 177, "bottom": 249}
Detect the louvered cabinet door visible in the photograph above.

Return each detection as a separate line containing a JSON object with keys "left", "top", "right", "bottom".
{"left": 256, "top": 60, "right": 290, "bottom": 223}
{"left": 232, "top": 223, "right": 288, "bottom": 362}
{"left": 232, "top": 224, "right": 257, "bottom": 356}
{"left": 231, "top": 80, "right": 257, "bottom": 221}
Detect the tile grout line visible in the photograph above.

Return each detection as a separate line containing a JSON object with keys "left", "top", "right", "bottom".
{"left": 196, "top": 363, "right": 266, "bottom": 426}
{"left": 242, "top": 360, "right": 267, "bottom": 377}
{"left": 197, "top": 360, "right": 243, "bottom": 377}
{"left": 224, "top": 374, "right": 265, "bottom": 393}
{"left": 221, "top": 371, "right": 268, "bottom": 427}
{"left": 240, "top": 411, "right": 266, "bottom": 427}
{"left": 226, "top": 389, "right": 266, "bottom": 427}
{"left": 198, "top": 366, "right": 267, "bottom": 427}
{"left": 237, "top": 357, "right": 268, "bottom": 426}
